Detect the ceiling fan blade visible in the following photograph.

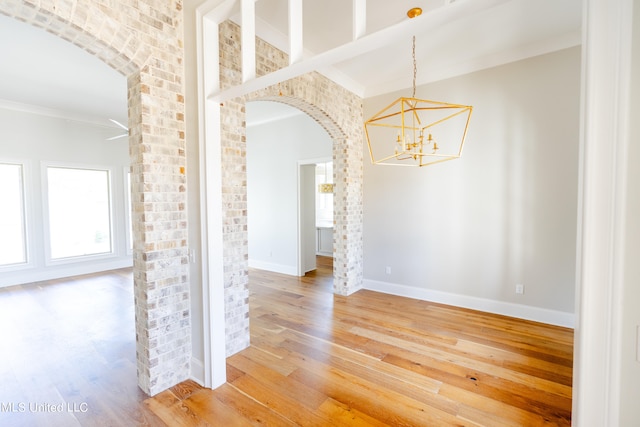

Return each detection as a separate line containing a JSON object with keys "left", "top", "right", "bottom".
{"left": 106, "top": 133, "right": 128, "bottom": 141}
{"left": 109, "top": 118, "right": 128, "bottom": 131}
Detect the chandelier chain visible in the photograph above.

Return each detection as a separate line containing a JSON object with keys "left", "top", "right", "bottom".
{"left": 412, "top": 35, "right": 417, "bottom": 98}
{"left": 363, "top": 7, "right": 473, "bottom": 167}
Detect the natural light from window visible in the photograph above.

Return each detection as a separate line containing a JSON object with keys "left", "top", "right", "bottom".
{"left": 315, "top": 161, "right": 333, "bottom": 223}
{"left": 47, "top": 167, "right": 112, "bottom": 259}
{"left": 0, "top": 163, "right": 27, "bottom": 266}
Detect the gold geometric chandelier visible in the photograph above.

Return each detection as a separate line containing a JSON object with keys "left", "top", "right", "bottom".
{"left": 365, "top": 7, "right": 473, "bottom": 167}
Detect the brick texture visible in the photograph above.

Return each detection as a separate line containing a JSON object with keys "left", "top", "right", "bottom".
{"left": 0, "top": 0, "right": 189, "bottom": 396}
{"left": 219, "top": 21, "right": 364, "bottom": 356}
{"left": 0, "top": 1, "right": 365, "bottom": 394}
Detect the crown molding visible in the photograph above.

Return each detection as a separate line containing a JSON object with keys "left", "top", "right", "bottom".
{"left": 365, "top": 29, "right": 582, "bottom": 98}
{"left": 0, "top": 99, "right": 122, "bottom": 129}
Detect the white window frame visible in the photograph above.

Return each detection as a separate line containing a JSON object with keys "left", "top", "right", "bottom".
{"left": 0, "top": 159, "right": 32, "bottom": 272}
{"left": 42, "top": 161, "right": 117, "bottom": 266}
{"left": 315, "top": 161, "right": 334, "bottom": 223}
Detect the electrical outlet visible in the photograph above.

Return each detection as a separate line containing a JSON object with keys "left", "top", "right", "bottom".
{"left": 385, "top": 266, "right": 391, "bottom": 275}
{"left": 515, "top": 284, "right": 524, "bottom": 295}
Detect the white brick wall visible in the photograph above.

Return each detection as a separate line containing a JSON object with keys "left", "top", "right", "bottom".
{"left": 1, "top": 2, "right": 365, "bottom": 395}
{"left": 219, "top": 21, "right": 364, "bottom": 356}
{"left": 0, "top": 0, "right": 189, "bottom": 396}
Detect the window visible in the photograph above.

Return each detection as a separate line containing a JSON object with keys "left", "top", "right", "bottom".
{"left": 0, "top": 163, "right": 27, "bottom": 266}
{"left": 46, "top": 166, "right": 112, "bottom": 260}
{"left": 315, "top": 162, "right": 334, "bottom": 223}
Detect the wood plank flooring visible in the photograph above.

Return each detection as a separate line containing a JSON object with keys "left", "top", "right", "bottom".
{"left": 0, "top": 258, "right": 573, "bottom": 426}
{"left": 148, "top": 256, "right": 573, "bottom": 426}
{"left": 0, "top": 269, "right": 163, "bottom": 427}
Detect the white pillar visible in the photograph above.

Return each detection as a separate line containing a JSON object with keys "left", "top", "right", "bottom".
{"left": 573, "top": 0, "right": 633, "bottom": 424}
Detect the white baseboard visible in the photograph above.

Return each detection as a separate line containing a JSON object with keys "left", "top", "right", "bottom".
{"left": 190, "top": 357, "right": 205, "bottom": 387}
{"left": 248, "top": 259, "right": 298, "bottom": 276}
{"left": 363, "top": 279, "right": 574, "bottom": 328}
{"left": 0, "top": 258, "right": 133, "bottom": 289}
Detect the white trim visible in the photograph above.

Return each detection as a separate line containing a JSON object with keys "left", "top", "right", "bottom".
{"left": 245, "top": 16, "right": 366, "bottom": 97}
{"left": 365, "top": 30, "right": 582, "bottom": 98}
{"left": 212, "top": 0, "right": 511, "bottom": 102}
{"left": 189, "top": 357, "right": 206, "bottom": 386}
{"left": 573, "top": 0, "right": 633, "bottom": 424}
{"left": 352, "top": 0, "right": 366, "bottom": 41}
{"left": 241, "top": 0, "right": 256, "bottom": 82}
{"left": 288, "top": 0, "right": 303, "bottom": 65}
{"left": 40, "top": 162, "right": 117, "bottom": 266}
{"left": 0, "top": 160, "right": 31, "bottom": 272}
{"left": 297, "top": 157, "right": 331, "bottom": 276}
{"left": 0, "top": 258, "right": 133, "bottom": 289}
{"left": 0, "top": 98, "right": 123, "bottom": 130}
{"left": 196, "top": 0, "right": 229, "bottom": 390}
{"left": 364, "top": 279, "right": 575, "bottom": 328}
{"left": 248, "top": 259, "right": 298, "bottom": 276}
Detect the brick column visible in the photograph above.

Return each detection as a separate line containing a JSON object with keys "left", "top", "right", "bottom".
{"left": 1, "top": 0, "right": 190, "bottom": 396}
{"left": 219, "top": 20, "right": 365, "bottom": 355}
{"left": 333, "top": 137, "right": 364, "bottom": 296}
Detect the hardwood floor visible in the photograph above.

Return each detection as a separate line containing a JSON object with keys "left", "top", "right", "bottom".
{"left": 0, "top": 269, "right": 163, "bottom": 427}
{"left": 149, "top": 256, "right": 573, "bottom": 426}
{"left": 0, "top": 258, "right": 573, "bottom": 426}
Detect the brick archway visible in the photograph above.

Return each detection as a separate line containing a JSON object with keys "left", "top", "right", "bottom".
{"left": 219, "top": 21, "right": 364, "bottom": 356}
{"left": 247, "top": 92, "right": 363, "bottom": 298}
{"left": 0, "top": 1, "right": 189, "bottom": 395}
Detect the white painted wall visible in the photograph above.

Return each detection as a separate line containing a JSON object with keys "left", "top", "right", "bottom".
{"left": 363, "top": 47, "right": 581, "bottom": 327}
{"left": 246, "top": 101, "right": 332, "bottom": 275}
{"left": 0, "top": 107, "right": 132, "bottom": 288}
{"left": 620, "top": 2, "right": 640, "bottom": 422}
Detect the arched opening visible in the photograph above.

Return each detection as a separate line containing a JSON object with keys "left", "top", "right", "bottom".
{"left": 246, "top": 100, "right": 334, "bottom": 277}
{"left": 193, "top": 15, "right": 365, "bottom": 389}
{"left": 0, "top": 4, "right": 143, "bottom": 383}
{"left": 0, "top": 1, "right": 190, "bottom": 398}
{"left": 244, "top": 96, "right": 349, "bottom": 288}
{"left": 208, "top": 20, "right": 365, "bottom": 370}
{"left": 244, "top": 94, "right": 360, "bottom": 296}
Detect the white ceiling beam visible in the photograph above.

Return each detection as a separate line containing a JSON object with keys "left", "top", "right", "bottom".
{"left": 250, "top": 14, "right": 366, "bottom": 96}
{"left": 288, "top": 0, "right": 303, "bottom": 65}
{"left": 199, "top": 0, "right": 237, "bottom": 23}
{"left": 211, "top": 0, "right": 512, "bottom": 102}
{"left": 241, "top": 0, "right": 256, "bottom": 82}
{"left": 353, "top": 0, "right": 366, "bottom": 40}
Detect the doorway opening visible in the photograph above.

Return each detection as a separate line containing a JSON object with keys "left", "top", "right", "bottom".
{"left": 246, "top": 100, "right": 334, "bottom": 277}
{"left": 1, "top": 2, "right": 190, "bottom": 396}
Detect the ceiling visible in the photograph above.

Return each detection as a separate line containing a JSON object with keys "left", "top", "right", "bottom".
{"left": 0, "top": 13, "right": 127, "bottom": 128}
{"left": 243, "top": 0, "right": 582, "bottom": 98}
{"left": 0, "top": 0, "right": 581, "bottom": 126}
